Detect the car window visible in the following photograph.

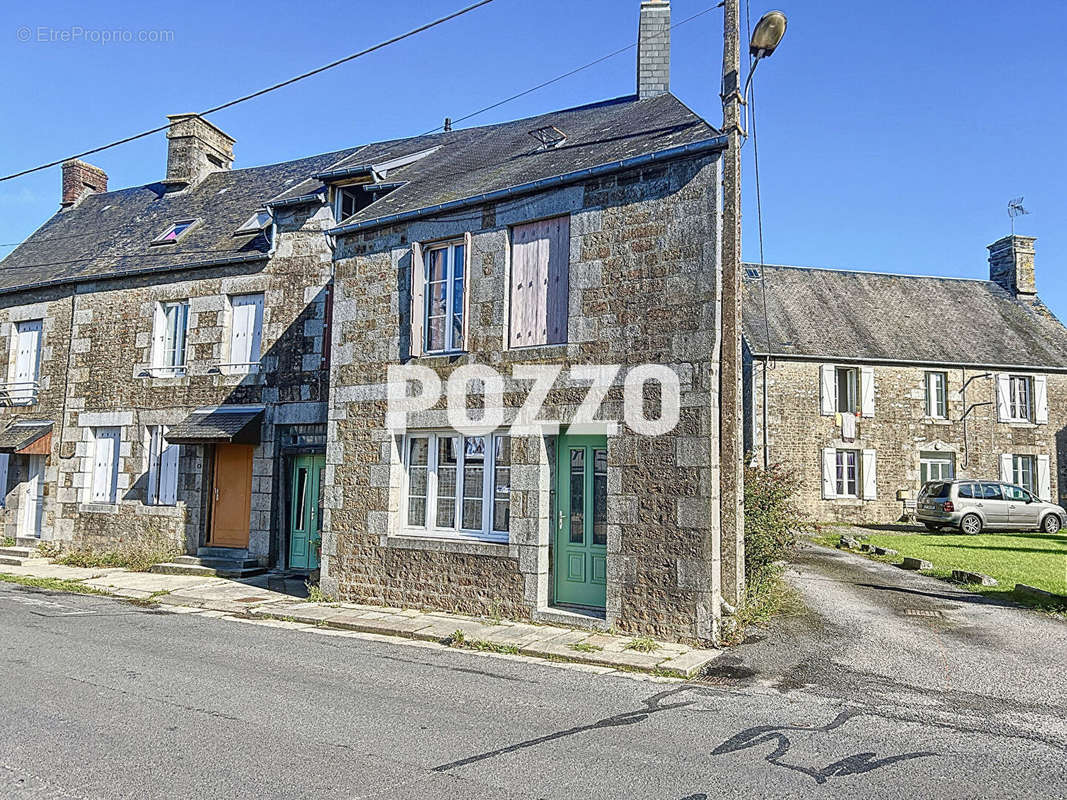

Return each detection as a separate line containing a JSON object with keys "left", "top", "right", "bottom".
{"left": 930, "top": 482, "right": 951, "bottom": 498}
{"left": 980, "top": 483, "right": 1003, "bottom": 500}
{"left": 1004, "top": 485, "right": 1028, "bottom": 502}
{"left": 957, "top": 483, "right": 975, "bottom": 499}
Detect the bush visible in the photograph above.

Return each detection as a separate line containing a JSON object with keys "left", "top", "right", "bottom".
{"left": 743, "top": 463, "right": 802, "bottom": 585}
{"left": 55, "top": 533, "right": 181, "bottom": 573}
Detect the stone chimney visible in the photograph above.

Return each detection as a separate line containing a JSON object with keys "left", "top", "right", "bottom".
{"left": 61, "top": 159, "right": 108, "bottom": 209}
{"left": 988, "top": 234, "right": 1037, "bottom": 296}
{"left": 164, "top": 114, "right": 235, "bottom": 188}
{"left": 637, "top": 0, "right": 670, "bottom": 100}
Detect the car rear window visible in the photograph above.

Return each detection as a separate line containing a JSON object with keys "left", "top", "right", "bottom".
{"left": 925, "top": 482, "right": 951, "bottom": 498}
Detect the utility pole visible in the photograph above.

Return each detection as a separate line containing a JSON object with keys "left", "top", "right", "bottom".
{"left": 719, "top": 0, "right": 745, "bottom": 609}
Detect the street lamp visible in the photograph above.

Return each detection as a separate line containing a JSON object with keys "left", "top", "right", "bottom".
{"left": 742, "top": 10, "right": 788, "bottom": 134}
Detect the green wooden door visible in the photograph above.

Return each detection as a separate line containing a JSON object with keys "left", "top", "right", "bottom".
{"left": 554, "top": 434, "right": 608, "bottom": 609}
{"left": 289, "top": 454, "right": 325, "bottom": 570}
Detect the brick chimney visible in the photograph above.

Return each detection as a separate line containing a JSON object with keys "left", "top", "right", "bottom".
{"left": 61, "top": 159, "right": 108, "bottom": 209}
{"left": 988, "top": 234, "right": 1036, "bottom": 296}
{"left": 164, "top": 114, "right": 235, "bottom": 188}
{"left": 637, "top": 0, "right": 670, "bottom": 100}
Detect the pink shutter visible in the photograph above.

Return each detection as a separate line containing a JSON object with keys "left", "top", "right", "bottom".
{"left": 509, "top": 224, "right": 532, "bottom": 348}
{"left": 546, "top": 216, "right": 570, "bottom": 344}
{"left": 462, "top": 232, "right": 473, "bottom": 352}
{"left": 410, "top": 242, "right": 424, "bottom": 358}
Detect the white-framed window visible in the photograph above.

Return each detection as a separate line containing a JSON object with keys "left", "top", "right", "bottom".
{"left": 920, "top": 451, "right": 955, "bottom": 485}
{"left": 334, "top": 186, "right": 364, "bottom": 221}
{"left": 145, "top": 426, "right": 179, "bottom": 505}
{"left": 509, "top": 215, "right": 570, "bottom": 348}
{"left": 152, "top": 301, "right": 189, "bottom": 374}
{"left": 1008, "top": 376, "right": 1032, "bottom": 421}
{"left": 836, "top": 368, "right": 858, "bottom": 413}
{"left": 10, "top": 319, "right": 42, "bottom": 405}
{"left": 835, "top": 449, "right": 859, "bottom": 497}
{"left": 1000, "top": 452, "right": 1051, "bottom": 500}
{"left": 996, "top": 373, "right": 1047, "bottom": 424}
{"left": 1012, "top": 454, "right": 1036, "bottom": 494}
{"left": 821, "top": 364, "right": 874, "bottom": 417}
{"left": 91, "top": 427, "right": 121, "bottom": 504}
{"left": 401, "top": 431, "right": 510, "bottom": 542}
{"left": 226, "top": 293, "right": 264, "bottom": 371}
{"left": 423, "top": 241, "right": 466, "bottom": 354}
{"left": 925, "top": 371, "right": 948, "bottom": 418}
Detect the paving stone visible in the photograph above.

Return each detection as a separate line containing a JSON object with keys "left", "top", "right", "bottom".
{"left": 657, "top": 649, "right": 721, "bottom": 678}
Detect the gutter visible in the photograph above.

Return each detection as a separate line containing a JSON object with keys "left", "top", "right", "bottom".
{"left": 746, "top": 350, "right": 1067, "bottom": 374}
{"left": 326, "top": 135, "right": 729, "bottom": 237}
{"left": 269, "top": 190, "right": 327, "bottom": 209}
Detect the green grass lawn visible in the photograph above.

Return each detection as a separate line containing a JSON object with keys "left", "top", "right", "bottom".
{"left": 814, "top": 529, "right": 1067, "bottom": 611}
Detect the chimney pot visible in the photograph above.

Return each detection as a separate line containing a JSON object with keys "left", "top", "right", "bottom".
{"left": 164, "top": 113, "right": 235, "bottom": 188}
{"left": 637, "top": 0, "right": 671, "bottom": 100}
{"left": 61, "top": 159, "right": 108, "bottom": 209}
{"left": 988, "top": 234, "right": 1037, "bottom": 296}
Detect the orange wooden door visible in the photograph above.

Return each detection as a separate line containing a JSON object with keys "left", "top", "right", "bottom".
{"left": 210, "top": 444, "right": 253, "bottom": 548}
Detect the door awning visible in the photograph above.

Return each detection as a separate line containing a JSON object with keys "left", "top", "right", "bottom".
{"left": 0, "top": 420, "right": 53, "bottom": 454}
{"left": 165, "top": 406, "right": 264, "bottom": 445}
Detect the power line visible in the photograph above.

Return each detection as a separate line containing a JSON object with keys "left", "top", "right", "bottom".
{"left": 0, "top": 0, "right": 498, "bottom": 184}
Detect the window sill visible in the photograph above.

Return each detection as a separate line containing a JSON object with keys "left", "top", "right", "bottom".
{"left": 505, "top": 343, "right": 568, "bottom": 356}
{"left": 1005, "top": 421, "right": 1038, "bottom": 429}
{"left": 382, "top": 532, "right": 512, "bottom": 557}
{"left": 414, "top": 350, "right": 466, "bottom": 361}
{"left": 141, "top": 368, "right": 187, "bottom": 379}
{"left": 136, "top": 503, "right": 184, "bottom": 517}
{"left": 924, "top": 417, "right": 952, "bottom": 425}
{"left": 78, "top": 503, "right": 120, "bottom": 515}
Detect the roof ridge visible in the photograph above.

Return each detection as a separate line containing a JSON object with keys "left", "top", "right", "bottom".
{"left": 746, "top": 262, "right": 995, "bottom": 285}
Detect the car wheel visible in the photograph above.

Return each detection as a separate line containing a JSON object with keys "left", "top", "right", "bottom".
{"left": 960, "top": 513, "right": 982, "bottom": 535}
{"left": 923, "top": 523, "right": 942, "bottom": 532}
{"left": 1041, "top": 514, "right": 1062, "bottom": 534}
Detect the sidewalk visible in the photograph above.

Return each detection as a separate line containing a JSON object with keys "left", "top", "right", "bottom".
{"left": 0, "top": 560, "right": 720, "bottom": 678}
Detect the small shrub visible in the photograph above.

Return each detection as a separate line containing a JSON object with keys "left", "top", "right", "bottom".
{"left": 305, "top": 582, "right": 334, "bottom": 604}
{"left": 744, "top": 464, "right": 802, "bottom": 585}
{"left": 444, "top": 629, "right": 467, "bottom": 647}
{"left": 569, "top": 642, "right": 603, "bottom": 653}
{"left": 1, "top": 536, "right": 14, "bottom": 547}
{"left": 55, "top": 533, "right": 181, "bottom": 573}
{"left": 624, "top": 636, "right": 660, "bottom": 654}
{"left": 36, "top": 541, "right": 62, "bottom": 560}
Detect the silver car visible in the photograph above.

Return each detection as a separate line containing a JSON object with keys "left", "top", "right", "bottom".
{"left": 917, "top": 480, "right": 1066, "bottom": 535}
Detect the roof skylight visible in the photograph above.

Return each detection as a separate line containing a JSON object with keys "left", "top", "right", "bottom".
{"left": 235, "top": 210, "right": 272, "bottom": 235}
{"left": 152, "top": 219, "right": 198, "bottom": 245}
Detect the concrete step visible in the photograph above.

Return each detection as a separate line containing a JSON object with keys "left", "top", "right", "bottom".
{"left": 0, "top": 555, "right": 49, "bottom": 567}
{"left": 196, "top": 547, "right": 249, "bottom": 560}
{"left": 173, "top": 555, "right": 260, "bottom": 570}
{"left": 150, "top": 562, "right": 266, "bottom": 579}
{"left": 0, "top": 546, "right": 38, "bottom": 559}
{"left": 15, "top": 537, "right": 41, "bottom": 548}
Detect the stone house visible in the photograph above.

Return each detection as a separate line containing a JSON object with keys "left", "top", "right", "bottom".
{"left": 0, "top": 116, "right": 359, "bottom": 572}
{"left": 742, "top": 235, "right": 1067, "bottom": 523}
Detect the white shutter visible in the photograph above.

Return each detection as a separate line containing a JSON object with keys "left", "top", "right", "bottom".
{"left": 249, "top": 295, "right": 264, "bottom": 363}
{"left": 410, "top": 242, "right": 424, "bottom": 358}
{"left": 860, "top": 367, "right": 875, "bottom": 418}
{"left": 14, "top": 320, "right": 42, "bottom": 403}
{"left": 461, "top": 232, "right": 473, "bottom": 352}
{"left": 0, "top": 453, "right": 9, "bottom": 508}
{"left": 229, "top": 298, "right": 250, "bottom": 364}
{"left": 1034, "top": 375, "right": 1049, "bottom": 424}
{"left": 159, "top": 428, "right": 179, "bottom": 506}
{"left": 1037, "top": 455, "right": 1051, "bottom": 501}
{"left": 999, "top": 453, "right": 1013, "bottom": 483}
{"left": 996, "top": 374, "right": 1010, "bottom": 421}
{"left": 862, "top": 449, "right": 877, "bottom": 500}
{"left": 152, "top": 303, "right": 166, "bottom": 368}
{"left": 92, "top": 428, "right": 119, "bottom": 503}
{"left": 146, "top": 426, "right": 161, "bottom": 505}
{"left": 820, "top": 365, "right": 835, "bottom": 415}
{"left": 821, "top": 448, "right": 836, "bottom": 499}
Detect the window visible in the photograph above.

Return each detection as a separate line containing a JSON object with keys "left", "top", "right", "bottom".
{"left": 1004, "top": 484, "right": 1031, "bottom": 502}
{"left": 152, "top": 301, "right": 189, "bottom": 374}
{"left": 1012, "top": 454, "right": 1037, "bottom": 493}
{"left": 957, "top": 483, "right": 977, "bottom": 499}
{"left": 1008, "top": 376, "right": 1033, "bottom": 422}
{"left": 423, "top": 241, "right": 466, "bottom": 353}
{"left": 152, "top": 220, "right": 197, "bottom": 245}
{"left": 835, "top": 449, "right": 859, "bottom": 497}
{"left": 509, "top": 216, "right": 570, "bottom": 348}
{"left": 979, "top": 482, "right": 1003, "bottom": 500}
{"left": 10, "top": 319, "right": 42, "bottom": 405}
{"left": 226, "top": 293, "right": 264, "bottom": 371}
{"left": 402, "top": 432, "right": 510, "bottom": 542}
{"left": 235, "top": 210, "right": 272, "bottom": 234}
{"left": 925, "top": 372, "right": 948, "bottom": 418}
{"left": 91, "top": 427, "right": 121, "bottom": 504}
{"left": 919, "top": 451, "right": 955, "bottom": 485}
{"left": 335, "top": 187, "right": 369, "bottom": 221}
{"left": 836, "top": 367, "right": 859, "bottom": 413}
{"left": 146, "top": 426, "right": 179, "bottom": 505}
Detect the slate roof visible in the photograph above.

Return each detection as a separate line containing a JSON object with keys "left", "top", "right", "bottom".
{"left": 742, "top": 264, "right": 1067, "bottom": 370}
{"left": 165, "top": 406, "right": 264, "bottom": 445}
{"left": 0, "top": 421, "right": 53, "bottom": 453}
{"left": 0, "top": 93, "right": 718, "bottom": 296}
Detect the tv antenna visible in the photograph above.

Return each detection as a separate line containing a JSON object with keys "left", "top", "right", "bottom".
{"left": 1008, "top": 196, "right": 1030, "bottom": 235}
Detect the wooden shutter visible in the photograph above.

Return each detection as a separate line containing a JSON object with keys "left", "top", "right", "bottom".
{"left": 1037, "top": 455, "right": 1052, "bottom": 501}
{"left": 410, "top": 242, "right": 424, "bottom": 358}
{"left": 510, "top": 222, "right": 536, "bottom": 347}
{"left": 249, "top": 295, "right": 264, "bottom": 363}
{"left": 462, "top": 232, "right": 473, "bottom": 352}
{"left": 14, "top": 320, "right": 41, "bottom": 403}
{"left": 820, "top": 365, "right": 835, "bottom": 415}
{"left": 999, "top": 453, "right": 1013, "bottom": 483}
{"left": 93, "top": 428, "right": 119, "bottom": 503}
{"left": 0, "top": 453, "right": 9, "bottom": 508}
{"left": 546, "top": 216, "right": 570, "bottom": 344}
{"left": 159, "top": 427, "right": 180, "bottom": 505}
{"left": 1034, "top": 375, "right": 1049, "bottom": 424}
{"left": 146, "top": 426, "right": 161, "bottom": 505}
{"left": 860, "top": 367, "right": 875, "bottom": 417}
{"left": 152, "top": 303, "right": 166, "bottom": 368}
{"left": 995, "top": 374, "right": 1010, "bottom": 421}
{"left": 821, "top": 448, "right": 836, "bottom": 499}
{"left": 862, "top": 449, "right": 877, "bottom": 500}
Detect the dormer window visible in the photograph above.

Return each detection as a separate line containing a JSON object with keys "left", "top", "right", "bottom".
{"left": 335, "top": 187, "right": 365, "bottom": 221}
{"left": 152, "top": 219, "right": 197, "bottom": 245}
{"left": 235, "top": 210, "right": 272, "bottom": 235}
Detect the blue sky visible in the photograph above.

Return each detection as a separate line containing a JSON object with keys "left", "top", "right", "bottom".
{"left": 2, "top": 0, "right": 1064, "bottom": 316}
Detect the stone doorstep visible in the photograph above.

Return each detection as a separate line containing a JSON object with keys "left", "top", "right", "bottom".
{"left": 247, "top": 603, "right": 718, "bottom": 678}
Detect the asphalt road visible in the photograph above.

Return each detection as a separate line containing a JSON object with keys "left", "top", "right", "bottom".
{"left": 1, "top": 543, "right": 1065, "bottom": 799}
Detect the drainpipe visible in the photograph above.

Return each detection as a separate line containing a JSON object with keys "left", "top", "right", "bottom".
{"left": 762, "top": 355, "right": 769, "bottom": 469}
